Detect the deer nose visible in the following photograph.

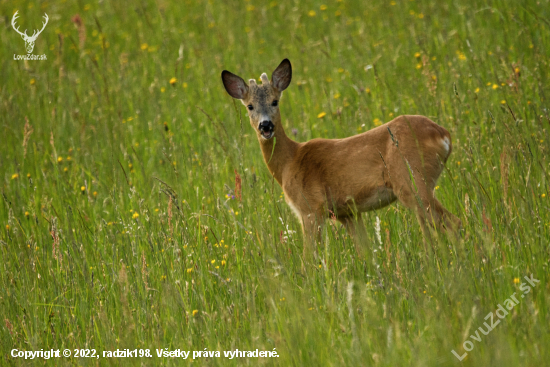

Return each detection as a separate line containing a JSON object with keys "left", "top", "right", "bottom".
{"left": 258, "top": 120, "right": 274, "bottom": 133}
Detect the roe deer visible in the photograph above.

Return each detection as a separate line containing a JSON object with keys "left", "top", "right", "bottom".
{"left": 221, "top": 59, "right": 460, "bottom": 260}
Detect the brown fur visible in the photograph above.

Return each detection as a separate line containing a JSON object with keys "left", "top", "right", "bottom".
{"left": 222, "top": 59, "right": 460, "bottom": 259}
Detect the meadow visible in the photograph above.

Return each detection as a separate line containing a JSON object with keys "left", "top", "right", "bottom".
{"left": 1, "top": 0, "right": 550, "bottom": 365}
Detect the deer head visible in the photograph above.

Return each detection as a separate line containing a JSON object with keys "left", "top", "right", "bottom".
{"left": 222, "top": 59, "right": 292, "bottom": 141}
{"left": 12, "top": 11, "right": 49, "bottom": 54}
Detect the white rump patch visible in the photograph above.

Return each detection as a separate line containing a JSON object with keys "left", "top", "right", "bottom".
{"left": 441, "top": 136, "right": 450, "bottom": 156}
{"left": 260, "top": 73, "right": 269, "bottom": 84}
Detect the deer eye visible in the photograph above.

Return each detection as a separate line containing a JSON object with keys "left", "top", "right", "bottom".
{"left": 271, "top": 100, "right": 278, "bottom": 107}
{"left": 247, "top": 105, "right": 254, "bottom": 111}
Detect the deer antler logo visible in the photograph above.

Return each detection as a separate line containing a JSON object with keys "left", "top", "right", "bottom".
{"left": 11, "top": 11, "right": 49, "bottom": 54}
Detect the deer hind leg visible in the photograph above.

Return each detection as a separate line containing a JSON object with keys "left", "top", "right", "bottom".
{"left": 394, "top": 175, "right": 460, "bottom": 240}
{"left": 338, "top": 215, "right": 369, "bottom": 259}
{"left": 433, "top": 198, "right": 462, "bottom": 233}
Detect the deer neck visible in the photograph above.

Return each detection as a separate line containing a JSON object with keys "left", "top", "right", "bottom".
{"left": 257, "top": 121, "right": 298, "bottom": 185}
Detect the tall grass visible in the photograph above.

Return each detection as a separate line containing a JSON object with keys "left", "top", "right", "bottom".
{"left": 1, "top": 0, "right": 549, "bottom": 365}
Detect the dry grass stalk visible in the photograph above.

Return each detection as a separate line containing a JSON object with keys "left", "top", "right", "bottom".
{"left": 23, "top": 118, "right": 33, "bottom": 158}
{"left": 141, "top": 253, "right": 149, "bottom": 290}
{"left": 234, "top": 170, "right": 242, "bottom": 202}
{"left": 385, "top": 228, "right": 391, "bottom": 269}
{"left": 50, "top": 218, "right": 62, "bottom": 266}
{"left": 71, "top": 14, "right": 86, "bottom": 49}
{"left": 168, "top": 195, "right": 173, "bottom": 236}
{"left": 500, "top": 150, "right": 510, "bottom": 213}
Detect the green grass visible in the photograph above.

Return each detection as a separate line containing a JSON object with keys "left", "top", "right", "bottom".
{"left": 1, "top": 0, "right": 550, "bottom": 365}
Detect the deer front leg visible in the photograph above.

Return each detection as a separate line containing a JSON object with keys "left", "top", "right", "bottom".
{"left": 338, "top": 215, "right": 370, "bottom": 259}
{"left": 301, "top": 211, "right": 324, "bottom": 262}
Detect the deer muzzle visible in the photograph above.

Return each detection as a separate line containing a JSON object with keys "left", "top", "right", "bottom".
{"left": 258, "top": 120, "right": 274, "bottom": 139}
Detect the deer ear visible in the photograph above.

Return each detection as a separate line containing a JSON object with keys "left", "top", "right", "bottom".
{"left": 221, "top": 70, "right": 249, "bottom": 100}
{"left": 271, "top": 59, "right": 292, "bottom": 92}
